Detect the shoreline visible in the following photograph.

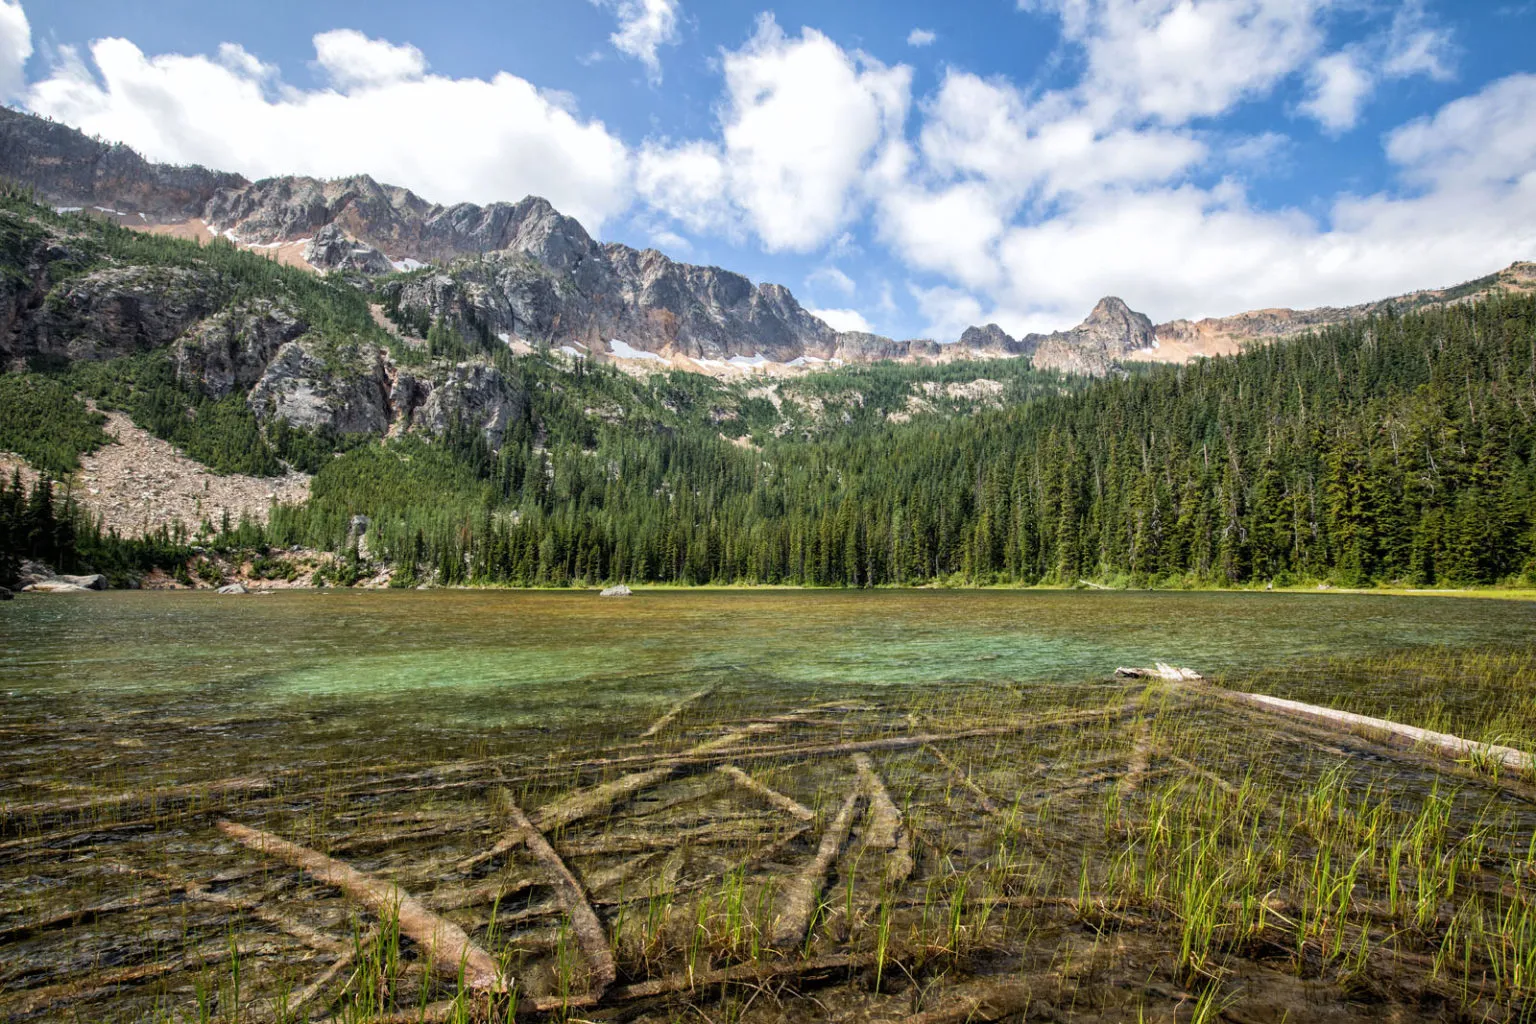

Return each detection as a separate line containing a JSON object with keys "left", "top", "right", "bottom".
{"left": 44, "top": 580, "right": 1536, "bottom": 601}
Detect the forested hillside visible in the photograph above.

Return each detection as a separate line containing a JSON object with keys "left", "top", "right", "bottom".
{"left": 268, "top": 294, "right": 1536, "bottom": 589}
{"left": 3, "top": 185, "right": 1534, "bottom": 590}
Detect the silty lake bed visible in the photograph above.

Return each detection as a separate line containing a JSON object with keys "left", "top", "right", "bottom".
{"left": 4, "top": 590, "right": 1536, "bottom": 1023}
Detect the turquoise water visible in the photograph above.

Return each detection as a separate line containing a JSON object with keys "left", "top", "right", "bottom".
{"left": 3, "top": 589, "right": 1532, "bottom": 732}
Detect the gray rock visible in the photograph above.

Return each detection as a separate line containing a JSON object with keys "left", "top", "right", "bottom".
{"left": 406, "top": 361, "right": 528, "bottom": 448}
{"left": 1027, "top": 297, "right": 1157, "bottom": 376}
{"left": 174, "top": 299, "right": 308, "bottom": 397}
{"left": 247, "top": 338, "right": 391, "bottom": 434}
{"left": 59, "top": 573, "right": 107, "bottom": 590}
{"left": 0, "top": 586, "right": 11, "bottom": 600}
{"left": 217, "top": 582, "right": 249, "bottom": 594}
{"left": 600, "top": 584, "right": 632, "bottom": 597}
{"left": 303, "top": 224, "right": 394, "bottom": 275}
{"left": 31, "top": 266, "right": 220, "bottom": 362}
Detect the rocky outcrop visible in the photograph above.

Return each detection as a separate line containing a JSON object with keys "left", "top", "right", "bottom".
{"left": 173, "top": 300, "right": 309, "bottom": 397}
{"left": 404, "top": 361, "right": 527, "bottom": 448}
{"left": 303, "top": 225, "right": 393, "bottom": 275}
{"left": 958, "top": 324, "right": 1033, "bottom": 357}
{"left": 0, "top": 107, "right": 246, "bottom": 221}
{"left": 33, "top": 266, "right": 221, "bottom": 362}
{"left": 247, "top": 338, "right": 392, "bottom": 435}
{"left": 390, "top": 240, "right": 842, "bottom": 362}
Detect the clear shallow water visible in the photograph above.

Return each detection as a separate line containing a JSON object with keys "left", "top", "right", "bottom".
{"left": 3, "top": 589, "right": 1534, "bottom": 731}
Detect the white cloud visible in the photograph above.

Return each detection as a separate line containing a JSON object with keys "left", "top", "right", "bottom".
{"left": 907, "top": 28, "right": 937, "bottom": 47}
{"left": 640, "top": 15, "right": 911, "bottom": 253}
{"left": 1026, "top": 0, "right": 1327, "bottom": 126}
{"left": 983, "top": 73, "right": 1536, "bottom": 327}
{"left": 879, "top": 181, "right": 1008, "bottom": 290}
{"left": 635, "top": 139, "right": 735, "bottom": 235}
{"left": 911, "top": 284, "right": 988, "bottom": 341}
{"left": 809, "top": 307, "right": 874, "bottom": 332}
{"left": 721, "top": 16, "right": 911, "bottom": 251}
{"left": 806, "top": 265, "right": 856, "bottom": 295}
{"left": 1301, "top": 49, "right": 1373, "bottom": 133}
{"left": 1384, "top": 0, "right": 1455, "bottom": 81}
{"left": 312, "top": 29, "right": 427, "bottom": 91}
{"left": 25, "top": 31, "right": 631, "bottom": 231}
{"left": 0, "top": 0, "right": 31, "bottom": 100}
{"left": 594, "top": 0, "right": 681, "bottom": 84}
{"left": 1385, "top": 73, "right": 1536, "bottom": 189}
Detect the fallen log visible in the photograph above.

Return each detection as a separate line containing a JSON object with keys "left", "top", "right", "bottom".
{"left": 1115, "top": 664, "right": 1203, "bottom": 681}
{"left": 771, "top": 785, "right": 864, "bottom": 948}
{"left": 716, "top": 764, "right": 816, "bottom": 821}
{"left": 1205, "top": 686, "right": 1534, "bottom": 774}
{"left": 216, "top": 820, "right": 506, "bottom": 991}
{"left": 349, "top": 954, "right": 873, "bottom": 1022}
{"left": 854, "top": 754, "right": 913, "bottom": 885}
{"left": 493, "top": 795, "right": 617, "bottom": 998}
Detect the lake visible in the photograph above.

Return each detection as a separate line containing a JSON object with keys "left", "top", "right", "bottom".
{"left": 4, "top": 589, "right": 1536, "bottom": 1022}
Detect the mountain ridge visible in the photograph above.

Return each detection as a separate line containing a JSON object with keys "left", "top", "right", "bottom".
{"left": 2, "top": 106, "right": 1530, "bottom": 377}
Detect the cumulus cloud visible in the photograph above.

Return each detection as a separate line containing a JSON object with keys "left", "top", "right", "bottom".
{"left": 809, "top": 307, "right": 874, "bottom": 332}
{"left": 638, "top": 15, "right": 911, "bottom": 252}
{"left": 635, "top": 139, "right": 736, "bottom": 236}
{"left": 312, "top": 28, "right": 427, "bottom": 91}
{"left": 1300, "top": 49, "right": 1374, "bottom": 133}
{"left": 0, "top": 0, "right": 31, "bottom": 100}
{"left": 25, "top": 31, "right": 631, "bottom": 231}
{"left": 906, "top": 29, "right": 937, "bottom": 47}
{"left": 1023, "top": 0, "right": 1327, "bottom": 126}
{"left": 982, "top": 73, "right": 1536, "bottom": 327}
{"left": 594, "top": 0, "right": 681, "bottom": 83}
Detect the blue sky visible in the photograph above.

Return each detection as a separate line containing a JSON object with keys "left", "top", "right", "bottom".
{"left": 3, "top": 0, "right": 1535, "bottom": 340}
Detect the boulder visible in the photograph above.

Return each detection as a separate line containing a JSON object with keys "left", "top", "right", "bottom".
{"left": 600, "top": 584, "right": 632, "bottom": 597}
{"left": 59, "top": 573, "right": 107, "bottom": 590}
{"left": 217, "top": 582, "right": 249, "bottom": 595}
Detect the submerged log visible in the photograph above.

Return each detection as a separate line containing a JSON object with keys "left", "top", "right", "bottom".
{"left": 1, "top": 775, "right": 274, "bottom": 832}
{"left": 853, "top": 754, "right": 913, "bottom": 885}
{"left": 640, "top": 687, "right": 714, "bottom": 738}
{"left": 215, "top": 820, "right": 506, "bottom": 991}
{"left": 924, "top": 745, "right": 1001, "bottom": 815}
{"left": 771, "top": 785, "right": 864, "bottom": 948}
{"left": 716, "top": 764, "right": 816, "bottom": 821}
{"left": 492, "top": 796, "right": 617, "bottom": 998}
{"left": 1207, "top": 687, "right": 1534, "bottom": 774}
